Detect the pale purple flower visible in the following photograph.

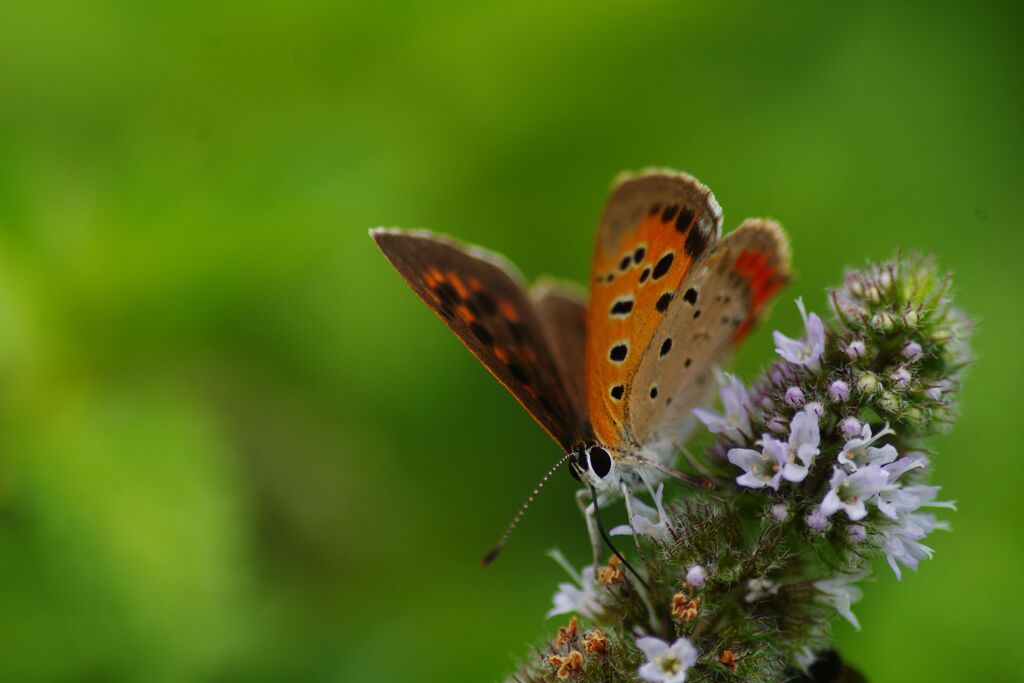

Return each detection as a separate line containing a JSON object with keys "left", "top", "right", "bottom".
{"left": 838, "top": 416, "right": 863, "bottom": 439}
{"left": 637, "top": 636, "right": 698, "bottom": 683}
{"left": 728, "top": 435, "right": 786, "bottom": 490}
{"left": 837, "top": 423, "right": 897, "bottom": 471}
{"left": 693, "top": 370, "right": 753, "bottom": 441}
{"left": 882, "top": 452, "right": 928, "bottom": 481}
{"left": 545, "top": 550, "right": 606, "bottom": 620}
{"left": 744, "top": 577, "right": 779, "bottom": 602}
{"left": 611, "top": 483, "right": 671, "bottom": 543}
{"left": 784, "top": 386, "right": 805, "bottom": 407}
{"left": 902, "top": 342, "right": 923, "bottom": 360}
{"left": 781, "top": 405, "right": 821, "bottom": 483}
{"left": 846, "top": 339, "right": 866, "bottom": 360}
{"left": 820, "top": 465, "right": 890, "bottom": 520}
{"left": 804, "top": 505, "right": 828, "bottom": 531}
{"left": 774, "top": 298, "right": 826, "bottom": 371}
{"left": 924, "top": 385, "right": 943, "bottom": 402}
{"left": 828, "top": 380, "right": 850, "bottom": 403}
{"left": 814, "top": 572, "right": 866, "bottom": 630}
{"left": 685, "top": 565, "right": 708, "bottom": 587}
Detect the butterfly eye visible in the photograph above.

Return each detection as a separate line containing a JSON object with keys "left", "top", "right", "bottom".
{"left": 586, "top": 446, "right": 612, "bottom": 479}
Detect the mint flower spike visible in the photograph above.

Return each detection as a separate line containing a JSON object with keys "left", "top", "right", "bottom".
{"left": 636, "top": 636, "right": 698, "bottom": 683}
{"left": 513, "top": 254, "right": 971, "bottom": 682}
{"left": 773, "top": 297, "right": 826, "bottom": 371}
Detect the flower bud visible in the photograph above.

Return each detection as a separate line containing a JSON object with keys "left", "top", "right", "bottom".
{"left": 866, "top": 286, "right": 881, "bottom": 304}
{"left": 771, "top": 503, "right": 789, "bottom": 522}
{"left": 871, "top": 311, "right": 895, "bottom": 332}
{"left": 846, "top": 339, "right": 866, "bottom": 360}
{"left": 827, "top": 380, "right": 850, "bottom": 403}
{"left": 902, "top": 341, "right": 923, "bottom": 360}
{"left": 879, "top": 270, "right": 893, "bottom": 290}
{"left": 890, "top": 366, "right": 912, "bottom": 388}
{"left": 879, "top": 390, "right": 901, "bottom": 413}
{"left": 805, "top": 506, "right": 828, "bottom": 532}
{"left": 784, "top": 386, "right": 805, "bottom": 407}
{"left": 839, "top": 416, "right": 862, "bottom": 438}
{"left": 686, "top": 565, "right": 709, "bottom": 587}
{"left": 856, "top": 372, "right": 879, "bottom": 394}
{"left": 847, "top": 524, "right": 867, "bottom": 544}
{"left": 924, "top": 386, "right": 943, "bottom": 402}
{"left": 805, "top": 401, "right": 824, "bottom": 417}
{"left": 903, "top": 309, "right": 920, "bottom": 328}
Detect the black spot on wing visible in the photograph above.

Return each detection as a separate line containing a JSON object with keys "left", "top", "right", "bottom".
{"left": 471, "top": 322, "right": 493, "bottom": 345}
{"left": 649, "top": 386, "right": 658, "bottom": 399}
{"left": 660, "top": 338, "right": 672, "bottom": 356}
{"left": 661, "top": 204, "right": 679, "bottom": 222}
{"left": 634, "top": 246, "right": 646, "bottom": 262}
{"left": 609, "top": 344, "right": 628, "bottom": 362}
{"left": 653, "top": 253, "right": 674, "bottom": 280}
{"left": 683, "top": 287, "right": 698, "bottom": 305}
{"left": 610, "top": 299, "right": 634, "bottom": 316}
{"left": 675, "top": 207, "right": 696, "bottom": 232}
{"left": 610, "top": 385, "right": 624, "bottom": 400}
{"left": 639, "top": 267, "right": 651, "bottom": 283}
{"left": 507, "top": 362, "right": 529, "bottom": 384}
{"left": 685, "top": 226, "right": 708, "bottom": 259}
{"left": 656, "top": 292, "right": 672, "bottom": 313}
{"left": 619, "top": 255, "right": 631, "bottom": 271}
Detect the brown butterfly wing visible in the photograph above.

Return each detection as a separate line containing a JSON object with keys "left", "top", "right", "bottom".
{"left": 628, "top": 219, "right": 791, "bottom": 459}
{"left": 531, "top": 279, "right": 589, "bottom": 436}
{"left": 371, "top": 228, "right": 580, "bottom": 450}
{"left": 584, "top": 170, "right": 723, "bottom": 449}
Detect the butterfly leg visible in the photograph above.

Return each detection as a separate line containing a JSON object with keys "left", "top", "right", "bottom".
{"left": 575, "top": 488, "right": 603, "bottom": 566}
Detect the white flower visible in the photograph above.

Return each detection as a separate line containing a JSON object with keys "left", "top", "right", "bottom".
{"left": 814, "top": 572, "right": 866, "bottom": 630}
{"left": 773, "top": 298, "right": 826, "bottom": 371}
{"left": 728, "top": 435, "right": 786, "bottom": 490}
{"left": 882, "top": 512, "right": 949, "bottom": 580}
{"left": 610, "top": 483, "right": 671, "bottom": 543}
{"left": 781, "top": 405, "right": 821, "bottom": 483}
{"left": 545, "top": 549, "right": 606, "bottom": 620}
{"left": 745, "top": 576, "right": 779, "bottom": 602}
{"left": 820, "top": 465, "right": 889, "bottom": 520}
{"left": 637, "top": 636, "right": 698, "bottom": 683}
{"left": 693, "top": 370, "right": 754, "bottom": 441}
{"left": 685, "top": 565, "right": 708, "bottom": 587}
{"left": 836, "top": 423, "right": 898, "bottom": 471}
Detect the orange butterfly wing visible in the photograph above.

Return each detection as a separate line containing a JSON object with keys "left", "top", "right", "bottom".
{"left": 584, "top": 171, "right": 723, "bottom": 448}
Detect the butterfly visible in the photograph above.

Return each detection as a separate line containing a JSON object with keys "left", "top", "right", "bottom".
{"left": 372, "top": 170, "right": 789, "bottom": 565}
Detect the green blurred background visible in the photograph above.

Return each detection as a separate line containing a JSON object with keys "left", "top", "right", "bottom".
{"left": 0, "top": 1, "right": 1021, "bottom": 681}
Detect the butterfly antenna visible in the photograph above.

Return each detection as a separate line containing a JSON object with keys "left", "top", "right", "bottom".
{"left": 589, "top": 484, "right": 652, "bottom": 592}
{"left": 481, "top": 451, "right": 576, "bottom": 567}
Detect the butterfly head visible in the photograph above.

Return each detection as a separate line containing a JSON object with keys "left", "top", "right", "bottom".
{"left": 569, "top": 443, "right": 624, "bottom": 491}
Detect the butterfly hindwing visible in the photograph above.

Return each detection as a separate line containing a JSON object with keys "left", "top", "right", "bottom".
{"left": 628, "top": 219, "right": 790, "bottom": 458}
{"left": 372, "top": 229, "right": 579, "bottom": 449}
{"left": 584, "top": 171, "right": 723, "bottom": 449}
{"left": 531, "top": 279, "right": 589, "bottom": 435}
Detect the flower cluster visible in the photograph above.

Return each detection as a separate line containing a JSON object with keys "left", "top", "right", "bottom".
{"left": 508, "top": 255, "right": 971, "bottom": 682}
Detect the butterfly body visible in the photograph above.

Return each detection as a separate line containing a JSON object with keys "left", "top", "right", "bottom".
{"left": 372, "top": 170, "right": 790, "bottom": 554}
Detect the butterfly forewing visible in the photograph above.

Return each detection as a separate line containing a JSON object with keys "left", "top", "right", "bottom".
{"left": 372, "top": 229, "right": 579, "bottom": 449}
{"left": 628, "top": 219, "right": 790, "bottom": 458}
{"left": 584, "top": 171, "right": 723, "bottom": 449}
